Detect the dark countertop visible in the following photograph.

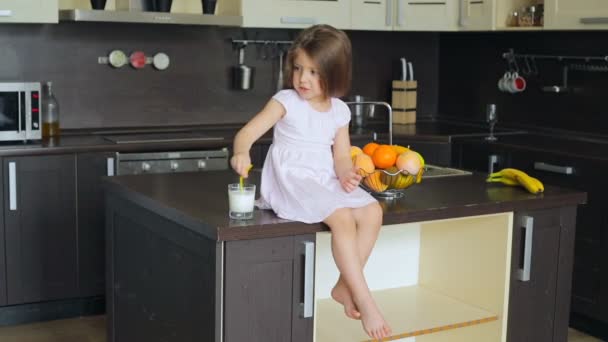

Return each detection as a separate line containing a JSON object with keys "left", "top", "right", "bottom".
{"left": 104, "top": 170, "right": 586, "bottom": 242}
{"left": 0, "top": 121, "right": 518, "bottom": 156}
{"left": 453, "top": 133, "right": 608, "bottom": 162}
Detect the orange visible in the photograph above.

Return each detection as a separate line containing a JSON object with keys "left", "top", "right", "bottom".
{"left": 372, "top": 145, "right": 398, "bottom": 169}
{"left": 362, "top": 142, "right": 380, "bottom": 156}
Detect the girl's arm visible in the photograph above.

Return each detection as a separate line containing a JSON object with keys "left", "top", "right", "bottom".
{"left": 333, "top": 125, "right": 362, "bottom": 193}
{"left": 232, "top": 99, "right": 285, "bottom": 177}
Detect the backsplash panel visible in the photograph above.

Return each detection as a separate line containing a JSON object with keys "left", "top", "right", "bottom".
{"left": 0, "top": 23, "right": 438, "bottom": 130}
{"left": 439, "top": 31, "right": 608, "bottom": 137}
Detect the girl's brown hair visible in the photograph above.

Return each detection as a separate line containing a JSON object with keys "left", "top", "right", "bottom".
{"left": 283, "top": 24, "right": 352, "bottom": 98}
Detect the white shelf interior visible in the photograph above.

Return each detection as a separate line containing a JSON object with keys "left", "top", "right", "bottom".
{"left": 314, "top": 213, "right": 513, "bottom": 342}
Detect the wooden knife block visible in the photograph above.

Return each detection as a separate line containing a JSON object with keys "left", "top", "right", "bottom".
{"left": 392, "top": 80, "right": 417, "bottom": 124}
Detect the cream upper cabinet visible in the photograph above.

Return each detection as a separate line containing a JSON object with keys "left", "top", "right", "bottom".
{"left": 393, "top": 0, "right": 459, "bottom": 31}
{"left": 0, "top": 0, "right": 58, "bottom": 23}
{"left": 351, "top": 0, "right": 392, "bottom": 31}
{"left": 544, "top": 0, "right": 608, "bottom": 29}
{"left": 226, "top": 0, "right": 351, "bottom": 29}
{"left": 459, "top": 0, "right": 494, "bottom": 30}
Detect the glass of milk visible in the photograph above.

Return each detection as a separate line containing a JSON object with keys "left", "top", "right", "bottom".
{"left": 228, "top": 183, "right": 256, "bottom": 220}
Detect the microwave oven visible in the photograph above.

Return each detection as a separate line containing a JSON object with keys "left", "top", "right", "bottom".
{"left": 0, "top": 82, "right": 42, "bottom": 142}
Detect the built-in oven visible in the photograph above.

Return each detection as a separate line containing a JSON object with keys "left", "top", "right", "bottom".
{"left": 115, "top": 149, "right": 229, "bottom": 175}
{"left": 0, "top": 82, "right": 42, "bottom": 142}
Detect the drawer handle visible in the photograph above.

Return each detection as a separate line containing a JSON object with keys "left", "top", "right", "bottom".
{"left": 580, "top": 17, "right": 608, "bottom": 24}
{"left": 364, "top": 1, "right": 382, "bottom": 4}
{"left": 534, "top": 162, "right": 574, "bottom": 175}
{"left": 0, "top": 10, "right": 13, "bottom": 17}
{"left": 107, "top": 157, "right": 115, "bottom": 176}
{"left": 301, "top": 241, "right": 315, "bottom": 318}
{"left": 8, "top": 162, "right": 17, "bottom": 211}
{"left": 280, "top": 17, "right": 316, "bottom": 25}
{"left": 386, "top": 0, "right": 393, "bottom": 26}
{"left": 517, "top": 215, "right": 534, "bottom": 282}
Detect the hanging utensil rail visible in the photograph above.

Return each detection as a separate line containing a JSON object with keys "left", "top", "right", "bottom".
{"left": 231, "top": 39, "right": 293, "bottom": 46}
{"left": 502, "top": 48, "right": 608, "bottom": 63}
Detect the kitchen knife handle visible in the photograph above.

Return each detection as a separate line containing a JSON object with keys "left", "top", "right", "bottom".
{"left": 534, "top": 162, "right": 574, "bottom": 175}
{"left": 517, "top": 215, "right": 534, "bottom": 282}
{"left": 9, "top": 162, "right": 17, "bottom": 211}
{"left": 107, "top": 157, "right": 115, "bottom": 176}
{"left": 300, "top": 241, "right": 315, "bottom": 318}
{"left": 386, "top": 0, "right": 393, "bottom": 27}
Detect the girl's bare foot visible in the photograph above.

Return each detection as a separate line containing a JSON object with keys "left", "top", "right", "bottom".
{"left": 331, "top": 279, "right": 361, "bottom": 319}
{"left": 355, "top": 295, "right": 392, "bottom": 340}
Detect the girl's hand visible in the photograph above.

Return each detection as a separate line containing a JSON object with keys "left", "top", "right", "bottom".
{"left": 339, "top": 166, "right": 363, "bottom": 193}
{"left": 231, "top": 152, "right": 252, "bottom": 178}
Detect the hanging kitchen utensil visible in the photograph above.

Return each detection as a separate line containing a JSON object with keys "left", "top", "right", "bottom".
{"left": 232, "top": 44, "right": 255, "bottom": 91}
{"left": 277, "top": 45, "right": 284, "bottom": 92}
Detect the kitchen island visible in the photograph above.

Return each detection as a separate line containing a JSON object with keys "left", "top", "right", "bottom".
{"left": 103, "top": 170, "right": 585, "bottom": 342}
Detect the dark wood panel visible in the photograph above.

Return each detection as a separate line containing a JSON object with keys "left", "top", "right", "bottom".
{"left": 507, "top": 209, "right": 561, "bottom": 342}
{"left": 0, "top": 159, "right": 5, "bottom": 306}
{"left": 1, "top": 24, "right": 439, "bottom": 130}
{"left": 106, "top": 194, "right": 216, "bottom": 342}
{"left": 4, "top": 155, "right": 78, "bottom": 305}
{"left": 439, "top": 31, "right": 608, "bottom": 136}
{"left": 77, "top": 152, "right": 114, "bottom": 297}
{"left": 224, "top": 236, "right": 294, "bottom": 342}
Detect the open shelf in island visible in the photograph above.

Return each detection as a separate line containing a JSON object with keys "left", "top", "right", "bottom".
{"left": 316, "top": 285, "right": 498, "bottom": 342}
{"left": 313, "top": 213, "right": 513, "bottom": 342}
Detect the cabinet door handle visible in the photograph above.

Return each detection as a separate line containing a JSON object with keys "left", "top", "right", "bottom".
{"left": 8, "top": 162, "right": 17, "bottom": 211}
{"left": 580, "top": 17, "right": 608, "bottom": 24}
{"left": 386, "top": 0, "right": 393, "bottom": 26}
{"left": 517, "top": 215, "right": 534, "bottom": 282}
{"left": 0, "top": 10, "right": 13, "bottom": 17}
{"left": 280, "top": 17, "right": 317, "bottom": 25}
{"left": 534, "top": 162, "right": 574, "bottom": 175}
{"left": 459, "top": 0, "right": 469, "bottom": 27}
{"left": 396, "top": 0, "right": 404, "bottom": 26}
{"left": 300, "top": 241, "right": 315, "bottom": 318}
{"left": 488, "top": 154, "right": 498, "bottom": 174}
{"left": 107, "top": 157, "right": 115, "bottom": 176}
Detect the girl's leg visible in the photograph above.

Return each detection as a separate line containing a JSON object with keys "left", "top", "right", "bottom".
{"left": 331, "top": 202, "right": 383, "bottom": 319}
{"left": 324, "top": 207, "right": 391, "bottom": 340}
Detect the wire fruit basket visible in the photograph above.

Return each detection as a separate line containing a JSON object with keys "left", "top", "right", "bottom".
{"left": 359, "top": 167, "right": 424, "bottom": 199}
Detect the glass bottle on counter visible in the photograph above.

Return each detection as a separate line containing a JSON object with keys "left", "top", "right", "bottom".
{"left": 42, "top": 81, "right": 60, "bottom": 138}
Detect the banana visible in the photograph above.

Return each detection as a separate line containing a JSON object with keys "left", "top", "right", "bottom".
{"left": 487, "top": 168, "right": 544, "bottom": 194}
{"left": 486, "top": 175, "right": 519, "bottom": 186}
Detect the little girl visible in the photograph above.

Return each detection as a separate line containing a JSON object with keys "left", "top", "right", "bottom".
{"left": 231, "top": 24, "right": 391, "bottom": 340}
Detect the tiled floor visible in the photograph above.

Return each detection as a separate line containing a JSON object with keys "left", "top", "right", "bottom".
{"left": 0, "top": 315, "right": 604, "bottom": 341}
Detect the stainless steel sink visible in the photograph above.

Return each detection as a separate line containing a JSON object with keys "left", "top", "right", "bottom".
{"left": 422, "top": 165, "right": 472, "bottom": 178}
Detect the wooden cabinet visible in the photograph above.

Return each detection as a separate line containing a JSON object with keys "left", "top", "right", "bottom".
{"left": 452, "top": 141, "right": 511, "bottom": 173}
{"left": 76, "top": 152, "right": 115, "bottom": 297}
{"left": 510, "top": 150, "right": 608, "bottom": 324}
{"left": 351, "top": 0, "right": 392, "bottom": 31}
{"left": 507, "top": 208, "right": 574, "bottom": 342}
{"left": 3, "top": 155, "right": 77, "bottom": 305}
{"left": 393, "top": 0, "right": 459, "bottom": 31}
{"left": 394, "top": 137, "right": 451, "bottom": 166}
{"left": 460, "top": 0, "right": 495, "bottom": 30}
{"left": 236, "top": 0, "right": 351, "bottom": 29}
{"left": 224, "top": 234, "right": 315, "bottom": 342}
{"left": 545, "top": 0, "right": 608, "bottom": 29}
{"left": 0, "top": 0, "right": 58, "bottom": 23}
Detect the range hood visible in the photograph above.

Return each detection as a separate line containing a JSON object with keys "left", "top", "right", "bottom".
{"left": 59, "top": 9, "right": 242, "bottom": 26}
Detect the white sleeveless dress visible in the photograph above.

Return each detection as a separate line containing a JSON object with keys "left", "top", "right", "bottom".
{"left": 256, "top": 89, "right": 377, "bottom": 224}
